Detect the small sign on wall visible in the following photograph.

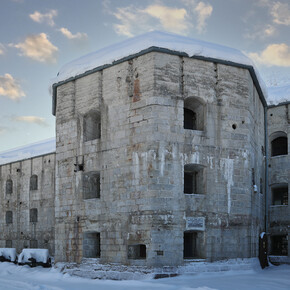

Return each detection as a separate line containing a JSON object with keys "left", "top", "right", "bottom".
{"left": 186, "top": 217, "right": 205, "bottom": 231}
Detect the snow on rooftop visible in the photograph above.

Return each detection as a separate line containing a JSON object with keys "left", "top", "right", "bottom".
{"left": 51, "top": 31, "right": 256, "bottom": 86}
{"left": 267, "top": 84, "right": 290, "bottom": 106}
{"left": 0, "top": 137, "right": 55, "bottom": 165}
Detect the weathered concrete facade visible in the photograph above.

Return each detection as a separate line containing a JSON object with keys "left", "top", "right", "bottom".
{"left": 0, "top": 153, "right": 55, "bottom": 255}
{"left": 0, "top": 45, "right": 289, "bottom": 267}
{"left": 52, "top": 51, "right": 266, "bottom": 266}
{"left": 267, "top": 104, "right": 290, "bottom": 257}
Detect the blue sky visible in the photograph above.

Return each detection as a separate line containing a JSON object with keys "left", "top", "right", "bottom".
{"left": 0, "top": 0, "right": 289, "bottom": 151}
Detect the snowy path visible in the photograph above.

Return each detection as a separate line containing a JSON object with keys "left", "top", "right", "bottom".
{"left": 0, "top": 262, "right": 290, "bottom": 290}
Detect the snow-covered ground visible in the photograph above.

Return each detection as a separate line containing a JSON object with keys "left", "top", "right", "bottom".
{"left": 0, "top": 259, "right": 290, "bottom": 290}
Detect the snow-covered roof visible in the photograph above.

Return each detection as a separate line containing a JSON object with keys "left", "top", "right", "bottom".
{"left": 267, "top": 84, "right": 290, "bottom": 106}
{"left": 51, "top": 31, "right": 268, "bottom": 112}
{"left": 0, "top": 137, "right": 55, "bottom": 165}
{"left": 52, "top": 31, "right": 256, "bottom": 85}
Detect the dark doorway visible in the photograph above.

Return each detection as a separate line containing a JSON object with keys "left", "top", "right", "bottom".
{"left": 184, "top": 232, "right": 197, "bottom": 259}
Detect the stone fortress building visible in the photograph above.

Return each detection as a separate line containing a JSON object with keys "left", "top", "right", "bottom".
{"left": 0, "top": 32, "right": 289, "bottom": 267}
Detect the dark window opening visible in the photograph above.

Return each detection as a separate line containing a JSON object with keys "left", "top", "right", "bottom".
{"left": 184, "top": 232, "right": 197, "bottom": 259}
{"left": 30, "top": 208, "right": 38, "bottom": 223}
{"left": 184, "top": 108, "right": 197, "bottom": 130}
{"left": 128, "top": 244, "right": 146, "bottom": 259}
{"left": 83, "top": 232, "right": 101, "bottom": 258}
{"left": 5, "top": 240, "right": 12, "bottom": 248}
{"left": 6, "top": 211, "right": 13, "bottom": 224}
{"left": 83, "top": 172, "right": 100, "bottom": 199}
{"left": 6, "top": 179, "right": 13, "bottom": 195}
{"left": 84, "top": 111, "right": 101, "bottom": 142}
{"left": 271, "top": 137, "right": 287, "bottom": 157}
{"left": 184, "top": 164, "right": 205, "bottom": 194}
{"left": 272, "top": 185, "right": 288, "bottom": 205}
{"left": 30, "top": 175, "right": 38, "bottom": 190}
{"left": 271, "top": 235, "right": 288, "bottom": 256}
{"left": 184, "top": 172, "right": 197, "bottom": 194}
{"left": 30, "top": 240, "right": 38, "bottom": 248}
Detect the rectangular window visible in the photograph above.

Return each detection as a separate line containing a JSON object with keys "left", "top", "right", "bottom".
{"left": 83, "top": 232, "right": 100, "bottom": 258}
{"left": 184, "top": 164, "right": 205, "bottom": 194}
{"left": 272, "top": 185, "right": 288, "bottom": 205}
{"left": 30, "top": 208, "right": 38, "bottom": 223}
{"left": 83, "top": 172, "right": 100, "bottom": 199}
{"left": 271, "top": 235, "right": 288, "bottom": 256}
{"left": 128, "top": 244, "right": 146, "bottom": 259}
{"left": 6, "top": 211, "right": 13, "bottom": 224}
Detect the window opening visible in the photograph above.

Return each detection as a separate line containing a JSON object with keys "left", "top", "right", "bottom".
{"left": 30, "top": 208, "right": 38, "bottom": 223}
{"left": 83, "top": 232, "right": 100, "bottom": 258}
{"left": 184, "top": 108, "right": 197, "bottom": 130}
{"left": 128, "top": 244, "right": 146, "bottom": 259}
{"left": 83, "top": 172, "right": 100, "bottom": 199}
{"left": 6, "top": 211, "right": 13, "bottom": 224}
{"left": 272, "top": 185, "right": 288, "bottom": 205}
{"left": 6, "top": 179, "right": 13, "bottom": 195}
{"left": 30, "top": 175, "right": 38, "bottom": 190}
{"left": 184, "top": 164, "right": 205, "bottom": 194}
{"left": 271, "top": 235, "right": 288, "bottom": 256}
{"left": 271, "top": 137, "right": 287, "bottom": 157}
{"left": 84, "top": 111, "right": 101, "bottom": 142}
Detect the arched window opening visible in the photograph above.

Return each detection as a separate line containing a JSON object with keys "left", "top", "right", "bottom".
{"left": 30, "top": 175, "right": 38, "bottom": 191}
{"left": 271, "top": 184, "right": 288, "bottom": 205}
{"left": 184, "top": 97, "right": 204, "bottom": 131}
{"left": 184, "top": 164, "right": 205, "bottom": 194}
{"left": 270, "top": 132, "right": 288, "bottom": 157}
{"left": 6, "top": 179, "right": 13, "bottom": 195}
{"left": 83, "top": 111, "right": 101, "bottom": 142}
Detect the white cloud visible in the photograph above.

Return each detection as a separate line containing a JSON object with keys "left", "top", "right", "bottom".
{"left": 13, "top": 33, "right": 58, "bottom": 63}
{"left": 248, "top": 43, "right": 290, "bottom": 67}
{"left": 244, "top": 24, "right": 276, "bottom": 39}
{"left": 113, "top": 4, "right": 191, "bottom": 36}
{"left": 144, "top": 5, "right": 188, "bottom": 33}
{"left": 59, "top": 27, "right": 88, "bottom": 41}
{"left": 0, "top": 43, "right": 5, "bottom": 55}
{"left": 264, "top": 24, "right": 275, "bottom": 36}
{"left": 111, "top": 2, "right": 213, "bottom": 36}
{"left": 271, "top": 2, "right": 290, "bottom": 26}
{"left": 29, "top": 10, "right": 57, "bottom": 26}
{"left": 0, "top": 73, "right": 25, "bottom": 101}
{"left": 13, "top": 116, "right": 49, "bottom": 127}
{"left": 194, "top": 2, "right": 213, "bottom": 33}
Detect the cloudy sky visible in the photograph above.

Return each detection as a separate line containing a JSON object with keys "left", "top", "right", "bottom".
{"left": 0, "top": 0, "right": 289, "bottom": 152}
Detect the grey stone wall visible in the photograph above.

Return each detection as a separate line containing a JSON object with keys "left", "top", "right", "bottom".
{"left": 54, "top": 51, "right": 265, "bottom": 266}
{"left": 0, "top": 153, "right": 55, "bottom": 255}
{"left": 267, "top": 104, "right": 290, "bottom": 256}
